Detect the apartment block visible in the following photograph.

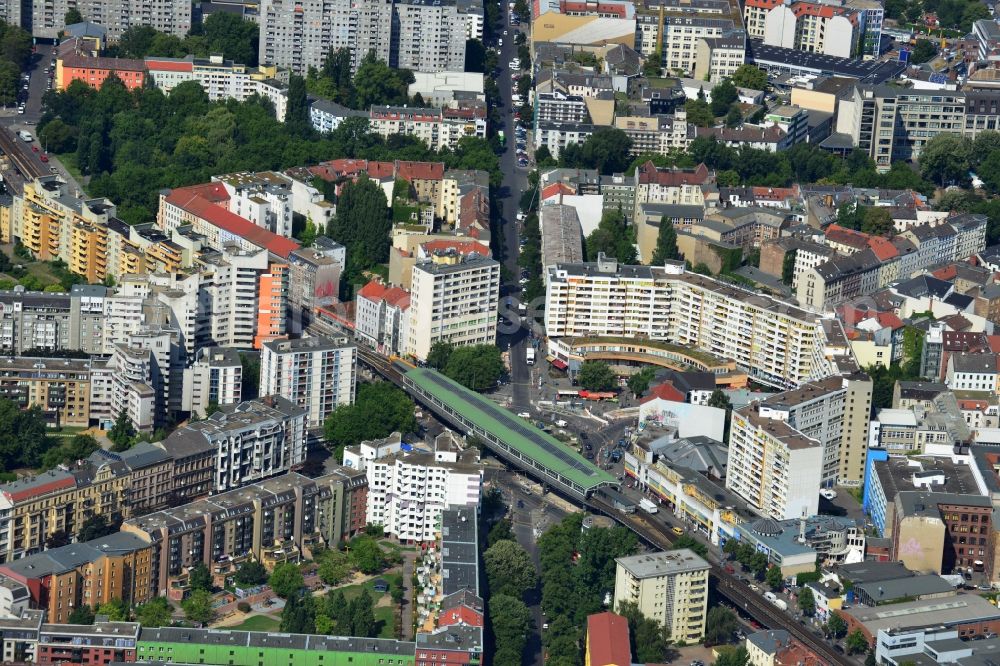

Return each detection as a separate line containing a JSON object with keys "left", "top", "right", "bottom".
{"left": 0, "top": 450, "right": 132, "bottom": 562}
{"left": 0, "top": 356, "right": 94, "bottom": 428}
{"left": 122, "top": 469, "right": 367, "bottom": 592}
{"left": 613, "top": 550, "right": 711, "bottom": 643}
{"left": 157, "top": 182, "right": 300, "bottom": 260}
{"left": 368, "top": 104, "right": 488, "bottom": 151}
{"left": 0, "top": 532, "right": 153, "bottom": 623}
{"left": 836, "top": 87, "right": 1000, "bottom": 171}
{"left": 355, "top": 280, "right": 411, "bottom": 356}
{"left": 891, "top": 491, "right": 994, "bottom": 577}
{"left": 355, "top": 432, "right": 483, "bottom": 543}
{"left": 118, "top": 442, "right": 174, "bottom": 514}
{"left": 182, "top": 347, "right": 243, "bottom": 419}
{"left": 287, "top": 239, "right": 346, "bottom": 333}
{"left": 726, "top": 403, "right": 824, "bottom": 520}
{"left": 755, "top": 374, "right": 872, "bottom": 488}
{"left": 105, "top": 327, "right": 183, "bottom": 433}
{"left": 161, "top": 396, "right": 308, "bottom": 495}
{"left": 260, "top": 336, "right": 357, "bottom": 428}
{"left": 407, "top": 252, "right": 500, "bottom": 362}
{"left": 22, "top": 0, "right": 191, "bottom": 40}
{"left": 258, "top": 0, "right": 471, "bottom": 75}
{"left": 544, "top": 257, "right": 838, "bottom": 389}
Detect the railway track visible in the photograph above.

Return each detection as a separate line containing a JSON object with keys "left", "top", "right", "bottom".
{"left": 358, "top": 348, "right": 854, "bottom": 664}
{"left": 0, "top": 127, "right": 43, "bottom": 181}
{"left": 587, "top": 496, "right": 854, "bottom": 666}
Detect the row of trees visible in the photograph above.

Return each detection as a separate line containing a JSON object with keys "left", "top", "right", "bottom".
{"left": 535, "top": 514, "right": 670, "bottom": 665}
{"left": 426, "top": 342, "right": 506, "bottom": 392}
{"left": 39, "top": 77, "right": 500, "bottom": 228}
{"left": 0, "top": 20, "right": 33, "bottom": 107}
{"left": 484, "top": 521, "right": 537, "bottom": 666}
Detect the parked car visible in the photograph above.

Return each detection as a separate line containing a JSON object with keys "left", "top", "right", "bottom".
{"left": 39, "top": 154, "right": 48, "bottom": 162}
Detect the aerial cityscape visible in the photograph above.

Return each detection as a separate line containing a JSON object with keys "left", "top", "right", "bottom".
{"left": 0, "top": 0, "right": 995, "bottom": 664}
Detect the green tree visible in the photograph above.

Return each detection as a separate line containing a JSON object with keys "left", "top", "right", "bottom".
{"left": 352, "top": 52, "right": 413, "bottom": 109}
{"left": 135, "top": 597, "right": 173, "bottom": 628}
{"left": 617, "top": 601, "right": 671, "bottom": 662}
{"left": 586, "top": 210, "right": 636, "bottom": 264}
{"left": 704, "top": 606, "right": 739, "bottom": 645}
{"left": 97, "top": 598, "right": 129, "bottom": 621}
{"left": 714, "top": 645, "right": 750, "bottom": 666}
{"left": 64, "top": 8, "right": 84, "bottom": 24}
{"left": 627, "top": 367, "right": 656, "bottom": 397}
{"left": 910, "top": 39, "right": 939, "bottom": 64}
{"left": 77, "top": 514, "right": 118, "bottom": 542}
{"left": 41, "top": 433, "right": 100, "bottom": 471}
{"left": 826, "top": 612, "right": 848, "bottom": 639}
{"left": 323, "top": 381, "right": 418, "bottom": 460}
{"left": 349, "top": 588, "right": 376, "bottom": 637}
{"left": 798, "top": 585, "right": 815, "bottom": 616}
{"left": 725, "top": 104, "right": 742, "bottom": 128}
{"left": 560, "top": 127, "right": 633, "bottom": 173}
{"left": 201, "top": 13, "right": 259, "bottom": 66}
{"left": 0, "top": 60, "right": 20, "bottom": 107}
{"left": 348, "top": 535, "right": 387, "bottom": 574}
{"left": 710, "top": 79, "right": 739, "bottom": 116}
{"left": 577, "top": 360, "right": 617, "bottom": 392}
{"left": 181, "top": 590, "right": 215, "bottom": 624}
{"left": 484, "top": 539, "right": 537, "bottom": 599}
{"left": 765, "top": 565, "right": 784, "bottom": 590}
{"left": 317, "top": 549, "right": 352, "bottom": 586}
{"left": 488, "top": 518, "right": 515, "bottom": 546}
{"left": 279, "top": 593, "right": 314, "bottom": 634}
{"left": 39, "top": 118, "right": 78, "bottom": 154}
{"left": 861, "top": 206, "right": 895, "bottom": 236}
{"left": 188, "top": 563, "right": 212, "bottom": 592}
{"left": 919, "top": 133, "right": 972, "bottom": 187}
{"left": 327, "top": 175, "right": 390, "bottom": 274}
{"left": 240, "top": 353, "right": 259, "bottom": 400}
{"left": 642, "top": 51, "right": 661, "bottom": 77}
{"left": 651, "top": 217, "right": 679, "bottom": 264}
{"left": 668, "top": 534, "right": 708, "bottom": 558}
{"left": 298, "top": 215, "right": 317, "bottom": 247}
{"left": 284, "top": 75, "right": 312, "bottom": 138}
{"left": 443, "top": 344, "right": 505, "bottom": 391}
{"left": 684, "top": 98, "right": 715, "bottom": 127}
{"left": 426, "top": 341, "right": 454, "bottom": 370}
{"left": 68, "top": 605, "right": 96, "bottom": 625}
{"left": 268, "top": 562, "right": 305, "bottom": 598}
{"left": 708, "top": 389, "right": 731, "bottom": 410}
{"left": 489, "top": 593, "right": 532, "bottom": 666}
{"left": 730, "top": 64, "right": 767, "bottom": 91}
{"left": 846, "top": 629, "right": 869, "bottom": 655}
{"left": 108, "top": 411, "right": 137, "bottom": 452}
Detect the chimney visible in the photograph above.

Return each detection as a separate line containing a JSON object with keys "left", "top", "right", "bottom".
{"left": 799, "top": 508, "right": 807, "bottom": 543}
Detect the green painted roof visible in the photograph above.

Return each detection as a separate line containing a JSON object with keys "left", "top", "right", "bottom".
{"left": 405, "top": 368, "right": 616, "bottom": 491}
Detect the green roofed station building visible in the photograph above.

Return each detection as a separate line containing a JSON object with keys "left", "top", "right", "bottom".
{"left": 135, "top": 629, "right": 415, "bottom": 666}
{"left": 402, "top": 367, "right": 617, "bottom": 499}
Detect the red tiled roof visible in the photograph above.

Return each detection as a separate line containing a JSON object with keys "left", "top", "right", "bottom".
{"left": 639, "top": 382, "right": 685, "bottom": 404}
{"left": 875, "top": 312, "right": 905, "bottom": 330}
{"left": 5, "top": 476, "right": 76, "bottom": 503}
{"left": 357, "top": 280, "right": 388, "bottom": 301}
{"left": 146, "top": 58, "right": 194, "bottom": 73}
{"left": 867, "top": 236, "right": 898, "bottom": 262}
{"left": 587, "top": 613, "right": 631, "bottom": 666}
{"left": 165, "top": 184, "right": 300, "bottom": 259}
{"left": 395, "top": 161, "right": 445, "bottom": 182}
{"left": 825, "top": 224, "right": 870, "bottom": 249}
{"left": 932, "top": 265, "right": 958, "bottom": 281}
{"left": 542, "top": 182, "right": 576, "bottom": 200}
{"left": 636, "top": 161, "right": 711, "bottom": 187}
{"left": 987, "top": 336, "right": 1000, "bottom": 354}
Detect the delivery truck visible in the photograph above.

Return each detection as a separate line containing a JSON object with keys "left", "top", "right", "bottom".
{"left": 640, "top": 498, "right": 658, "bottom": 514}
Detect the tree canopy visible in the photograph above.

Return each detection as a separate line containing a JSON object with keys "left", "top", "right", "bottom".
{"left": 484, "top": 539, "right": 537, "bottom": 599}
{"left": 560, "top": 128, "right": 633, "bottom": 173}
{"left": 730, "top": 64, "right": 767, "bottom": 91}
{"left": 586, "top": 210, "right": 637, "bottom": 264}
{"left": 182, "top": 590, "right": 215, "bottom": 624}
{"left": 651, "top": 217, "right": 680, "bottom": 264}
{"left": 324, "top": 381, "right": 418, "bottom": 461}
{"left": 326, "top": 174, "right": 390, "bottom": 276}
{"left": 577, "top": 361, "right": 617, "bottom": 392}
{"left": 110, "top": 16, "right": 259, "bottom": 65}
{"left": 268, "top": 562, "right": 305, "bottom": 598}
{"left": 443, "top": 345, "right": 505, "bottom": 392}
{"left": 135, "top": 597, "right": 173, "bottom": 628}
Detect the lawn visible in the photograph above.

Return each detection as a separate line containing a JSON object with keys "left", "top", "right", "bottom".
{"left": 48, "top": 426, "right": 88, "bottom": 441}
{"left": 373, "top": 606, "right": 395, "bottom": 639}
{"left": 229, "top": 615, "right": 280, "bottom": 632}
{"left": 336, "top": 573, "right": 403, "bottom": 601}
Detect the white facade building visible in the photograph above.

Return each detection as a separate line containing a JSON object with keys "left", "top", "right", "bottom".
{"left": 260, "top": 335, "right": 358, "bottom": 428}
{"left": 407, "top": 253, "right": 500, "bottom": 362}
{"left": 726, "top": 404, "right": 824, "bottom": 521}
{"left": 363, "top": 434, "right": 483, "bottom": 543}
{"left": 183, "top": 347, "right": 243, "bottom": 418}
